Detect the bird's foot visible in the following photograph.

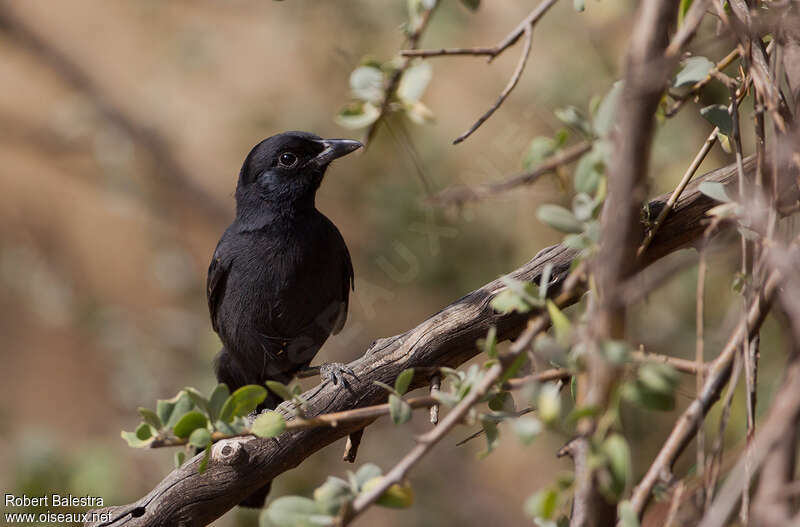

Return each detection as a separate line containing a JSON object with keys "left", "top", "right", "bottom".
{"left": 318, "top": 362, "right": 357, "bottom": 386}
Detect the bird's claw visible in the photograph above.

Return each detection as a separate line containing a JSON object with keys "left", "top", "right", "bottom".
{"left": 319, "top": 362, "right": 357, "bottom": 386}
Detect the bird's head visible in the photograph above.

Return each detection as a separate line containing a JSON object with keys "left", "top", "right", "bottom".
{"left": 235, "top": 131, "right": 362, "bottom": 214}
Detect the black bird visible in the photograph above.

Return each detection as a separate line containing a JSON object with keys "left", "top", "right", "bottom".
{"left": 207, "top": 131, "right": 361, "bottom": 411}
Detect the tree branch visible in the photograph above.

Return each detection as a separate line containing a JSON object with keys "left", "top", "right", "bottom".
{"left": 86, "top": 156, "right": 786, "bottom": 527}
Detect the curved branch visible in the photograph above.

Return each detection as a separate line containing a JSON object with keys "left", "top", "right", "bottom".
{"left": 86, "top": 157, "right": 776, "bottom": 527}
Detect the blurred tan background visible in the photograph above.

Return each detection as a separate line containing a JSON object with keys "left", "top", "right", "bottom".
{"left": 0, "top": 1, "right": 782, "bottom": 525}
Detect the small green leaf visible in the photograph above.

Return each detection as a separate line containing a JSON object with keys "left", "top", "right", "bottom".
{"left": 208, "top": 384, "right": 230, "bottom": 423}
{"left": 481, "top": 326, "right": 498, "bottom": 359}
{"left": 522, "top": 137, "right": 557, "bottom": 170}
{"left": 698, "top": 181, "right": 731, "bottom": 202}
{"left": 135, "top": 422, "right": 152, "bottom": 441}
{"left": 593, "top": 81, "right": 623, "bottom": 137}
{"left": 263, "top": 496, "right": 328, "bottom": 527}
{"left": 678, "top": 0, "right": 694, "bottom": 25}
{"left": 156, "top": 399, "right": 175, "bottom": 427}
{"left": 174, "top": 450, "right": 186, "bottom": 468}
{"left": 173, "top": 411, "right": 208, "bottom": 439}
{"left": 513, "top": 416, "right": 543, "bottom": 445}
{"left": 525, "top": 488, "right": 559, "bottom": 520}
{"left": 404, "top": 100, "right": 435, "bottom": 125}
{"left": 673, "top": 56, "right": 713, "bottom": 88}
{"left": 394, "top": 368, "right": 415, "bottom": 396}
{"left": 373, "top": 380, "right": 401, "bottom": 397}
{"left": 717, "top": 130, "right": 732, "bottom": 153}
{"left": 478, "top": 418, "right": 500, "bottom": 458}
{"left": 354, "top": 463, "right": 383, "bottom": 489}
{"left": 198, "top": 446, "right": 211, "bottom": 473}
{"left": 265, "top": 381, "right": 293, "bottom": 402}
{"left": 574, "top": 150, "right": 604, "bottom": 195}
{"left": 602, "top": 340, "right": 631, "bottom": 364}
{"left": 554, "top": 128, "right": 569, "bottom": 146}
{"left": 700, "top": 104, "right": 733, "bottom": 135}
{"left": 314, "top": 477, "right": 353, "bottom": 515}
{"left": 335, "top": 101, "right": 380, "bottom": 130}
{"left": 638, "top": 363, "right": 679, "bottom": 395}
{"left": 252, "top": 411, "right": 286, "bottom": 438}
{"left": 490, "top": 277, "right": 541, "bottom": 314}
{"left": 732, "top": 271, "right": 747, "bottom": 294}
{"left": 563, "top": 234, "right": 590, "bottom": 251}
{"left": 488, "top": 390, "right": 515, "bottom": 412}
{"left": 121, "top": 430, "right": 152, "bottom": 448}
{"left": 219, "top": 385, "right": 268, "bottom": 422}
{"left": 398, "top": 61, "right": 432, "bottom": 103}
{"left": 603, "top": 433, "right": 632, "bottom": 497}
{"left": 432, "top": 390, "right": 460, "bottom": 407}
{"left": 214, "top": 419, "right": 237, "bottom": 435}
{"left": 185, "top": 387, "right": 209, "bottom": 415}
{"left": 539, "top": 263, "right": 553, "bottom": 301}
{"left": 572, "top": 193, "right": 595, "bottom": 222}
{"left": 138, "top": 408, "right": 162, "bottom": 431}
{"left": 460, "top": 0, "right": 480, "bottom": 10}
{"left": 361, "top": 477, "right": 415, "bottom": 508}
{"left": 618, "top": 501, "right": 640, "bottom": 527}
{"left": 499, "top": 352, "right": 528, "bottom": 385}
{"left": 554, "top": 106, "right": 592, "bottom": 136}
{"left": 566, "top": 405, "right": 601, "bottom": 424}
{"left": 389, "top": 394, "right": 412, "bottom": 424}
{"left": 623, "top": 380, "right": 676, "bottom": 412}
{"left": 574, "top": 0, "right": 585, "bottom": 11}
{"left": 350, "top": 65, "right": 385, "bottom": 103}
{"left": 538, "top": 204, "right": 583, "bottom": 234}
{"left": 491, "top": 289, "right": 532, "bottom": 314}
{"left": 189, "top": 427, "right": 212, "bottom": 449}
{"left": 537, "top": 383, "right": 562, "bottom": 424}
{"left": 157, "top": 391, "right": 194, "bottom": 429}
{"left": 547, "top": 300, "right": 572, "bottom": 347}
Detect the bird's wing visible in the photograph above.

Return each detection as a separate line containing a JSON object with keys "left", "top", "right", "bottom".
{"left": 331, "top": 234, "right": 354, "bottom": 335}
{"left": 207, "top": 237, "right": 233, "bottom": 334}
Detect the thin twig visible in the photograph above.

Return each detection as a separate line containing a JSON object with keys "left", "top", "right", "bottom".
{"left": 729, "top": 78, "right": 757, "bottom": 524}
{"left": 628, "top": 269, "right": 781, "bottom": 517}
{"left": 665, "top": 0, "right": 711, "bottom": 58}
{"left": 723, "top": 0, "right": 787, "bottom": 131}
{"left": 665, "top": 48, "right": 741, "bottom": 117}
{"left": 453, "top": 24, "right": 534, "bottom": 145}
{"left": 631, "top": 350, "right": 708, "bottom": 376}
{"left": 401, "top": 0, "right": 559, "bottom": 62}
{"left": 664, "top": 481, "right": 687, "bottom": 527}
{"left": 637, "top": 129, "right": 718, "bottom": 257}
{"left": 696, "top": 246, "right": 707, "bottom": 509}
{"left": 705, "top": 346, "right": 743, "bottom": 507}
{"left": 432, "top": 141, "right": 591, "bottom": 205}
{"left": 699, "top": 357, "right": 800, "bottom": 527}
{"left": 363, "top": 3, "right": 438, "bottom": 147}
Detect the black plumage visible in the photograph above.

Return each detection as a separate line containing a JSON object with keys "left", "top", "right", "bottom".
{"left": 207, "top": 131, "right": 361, "bottom": 410}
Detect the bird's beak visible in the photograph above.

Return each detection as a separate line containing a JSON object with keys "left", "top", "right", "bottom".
{"left": 309, "top": 139, "right": 363, "bottom": 169}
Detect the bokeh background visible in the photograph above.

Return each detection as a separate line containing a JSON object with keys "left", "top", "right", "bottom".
{"left": 0, "top": 1, "right": 783, "bottom": 525}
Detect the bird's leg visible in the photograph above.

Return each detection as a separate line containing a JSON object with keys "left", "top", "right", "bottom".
{"left": 298, "top": 362, "right": 357, "bottom": 385}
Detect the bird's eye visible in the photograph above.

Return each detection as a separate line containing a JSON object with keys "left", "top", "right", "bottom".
{"left": 278, "top": 152, "right": 298, "bottom": 167}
